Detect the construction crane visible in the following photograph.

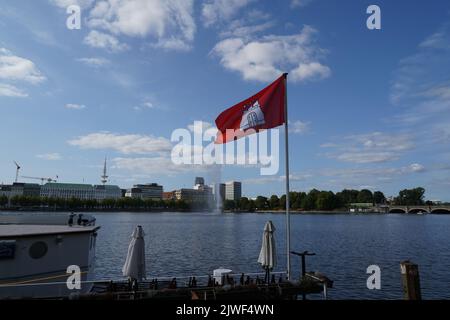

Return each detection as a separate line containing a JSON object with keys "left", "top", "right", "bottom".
{"left": 13, "top": 161, "right": 21, "bottom": 183}
{"left": 22, "top": 176, "right": 57, "bottom": 185}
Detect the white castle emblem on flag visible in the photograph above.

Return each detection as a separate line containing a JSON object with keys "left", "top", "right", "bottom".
{"left": 240, "top": 100, "right": 266, "bottom": 130}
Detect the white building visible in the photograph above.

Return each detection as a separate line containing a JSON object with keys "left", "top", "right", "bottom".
{"left": 225, "top": 181, "right": 242, "bottom": 201}
{"left": 40, "top": 183, "right": 121, "bottom": 201}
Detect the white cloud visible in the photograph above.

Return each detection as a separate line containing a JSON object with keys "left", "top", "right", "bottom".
{"left": 65, "top": 103, "right": 86, "bottom": 110}
{"left": 391, "top": 23, "right": 450, "bottom": 108}
{"left": 291, "top": 62, "right": 330, "bottom": 82}
{"left": 76, "top": 57, "right": 110, "bottom": 67}
{"left": 220, "top": 20, "right": 275, "bottom": 39}
{"left": 68, "top": 132, "right": 172, "bottom": 154}
{"left": 202, "top": 0, "right": 256, "bottom": 27}
{"left": 289, "top": 120, "right": 310, "bottom": 134}
{"left": 291, "top": 0, "right": 313, "bottom": 8}
{"left": 112, "top": 157, "right": 209, "bottom": 176}
{"left": 133, "top": 100, "right": 160, "bottom": 111}
{"left": 389, "top": 22, "right": 450, "bottom": 163}
{"left": 244, "top": 173, "right": 311, "bottom": 185}
{"left": 0, "top": 48, "right": 46, "bottom": 84}
{"left": 49, "top": 0, "right": 94, "bottom": 9}
{"left": 322, "top": 132, "right": 415, "bottom": 164}
{"left": 87, "top": 0, "right": 195, "bottom": 50}
{"left": 36, "top": 153, "right": 62, "bottom": 161}
{"left": 152, "top": 37, "right": 192, "bottom": 51}
{"left": 143, "top": 102, "right": 154, "bottom": 109}
{"left": 84, "top": 30, "right": 129, "bottom": 52}
{"left": 419, "top": 29, "right": 450, "bottom": 50}
{"left": 212, "top": 26, "right": 330, "bottom": 82}
{"left": 325, "top": 164, "right": 426, "bottom": 178}
{"left": 409, "top": 163, "right": 425, "bottom": 173}
{"left": 0, "top": 84, "right": 28, "bottom": 97}
{"left": 335, "top": 152, "right": 399, "bottom": 164}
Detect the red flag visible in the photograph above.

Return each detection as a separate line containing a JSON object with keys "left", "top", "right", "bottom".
{"left": 215, "top": 73, "right": 287, "bottom": 144}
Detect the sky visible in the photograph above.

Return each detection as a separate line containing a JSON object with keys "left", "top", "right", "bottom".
{"left": 0, "top": 0, "right": 450, "bottom": 200}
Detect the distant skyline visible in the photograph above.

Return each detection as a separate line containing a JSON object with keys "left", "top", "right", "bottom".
{"left": 1, "top": 1, "right": 450, "bottom": 200}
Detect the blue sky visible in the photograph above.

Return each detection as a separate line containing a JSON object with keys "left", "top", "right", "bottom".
{"left": 0, "top": 0, "right": 450, "bottom": 200}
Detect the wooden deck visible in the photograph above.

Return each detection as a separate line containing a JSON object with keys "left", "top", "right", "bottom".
{"left": 76, "top": 273, "right": 333, "bottom": 300}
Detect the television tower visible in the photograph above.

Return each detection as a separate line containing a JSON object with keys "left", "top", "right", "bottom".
{"left": 101, "top": 157, "right": 108, "bottom": 185}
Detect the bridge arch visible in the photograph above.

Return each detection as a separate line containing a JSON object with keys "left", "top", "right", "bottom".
{"left": 389, "top": 208, "right": 406, "bottom": 213}
{"left": 408, "top": 208, "right": 429, "bottom": 214}
{"left": 431, "top": 208, "right": 450, "bottom": 214}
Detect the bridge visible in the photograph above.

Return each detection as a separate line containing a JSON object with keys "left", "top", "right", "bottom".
{"left": 387, "top": 205, "right": 450, "bottom": 214}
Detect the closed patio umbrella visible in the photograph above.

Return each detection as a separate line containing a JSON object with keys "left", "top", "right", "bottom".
{"left": 257, "top": 221, "right": 276, "bottom": 283}
{"left": 122, "top": 225, "right": 146, "bottom": 282}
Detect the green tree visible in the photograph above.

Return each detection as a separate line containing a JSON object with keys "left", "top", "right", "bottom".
{"left": 247, "top": 199, "right": 256, "bottom": 212}
{"left": 292, "top": 192, "right": 305, "bottom": 209}
{"left": 373, "top": 191, "right": 386, "bottom": 204}
{"left": 279, "top": 195, "right": 286, "bottom": 209}
{"left": 0, "top": 195, "right": 8, "bottom": 207}
{"left": 316, "top": 191, "right": 337, "bottom": 211}
{"left": 357, "top": 189, "right": 374, "bottom": 204}
{"left": 255, "top": 196, "right": 268, "bottom": 209}
{"left": 269, "top": 195, "right": 280, "bottom": 209}
{"left": 394, "top": 187, "right": 425, "bottom": 205}
{"left": 336, "top": 189, "right": 359, "bottom": 205}
{"left": 238, "top": 197, "right": 249, "bottom": 210}
{"left": 224, "top": 199, "right": 236, "bottom": 211}
{"left": 301, "top": 189, "right": 320, "bottom": 211}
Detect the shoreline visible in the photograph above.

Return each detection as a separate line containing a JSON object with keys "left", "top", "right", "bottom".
{"left": 1, "top": 208, "right": 447, "bottom": 214}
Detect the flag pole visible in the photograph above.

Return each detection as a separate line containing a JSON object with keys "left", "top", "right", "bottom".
{"left": 283, "top": 73, "right": 291, "bottom": 281}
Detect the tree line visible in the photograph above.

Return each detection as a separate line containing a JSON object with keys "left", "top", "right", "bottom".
{"left": 224, "top": 187, "right": 431, "bottom": 211}
{"left": 0, "top": 187, "right": 439, "bottom": 212}
{"left": 0, "top": 195, "right": 212, "bottom": 211}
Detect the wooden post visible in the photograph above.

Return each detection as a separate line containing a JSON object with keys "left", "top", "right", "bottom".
{"left": 400, "top": 260, "right": 421, "bottom": 300}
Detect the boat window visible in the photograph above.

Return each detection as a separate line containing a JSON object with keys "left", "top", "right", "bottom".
{"left": 29, "top": 241, "right": 48, "bottom": 259}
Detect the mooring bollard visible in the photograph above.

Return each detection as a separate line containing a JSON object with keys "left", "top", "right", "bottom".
{"left": 400, "top": 260, "right": 421, "bottom": 300}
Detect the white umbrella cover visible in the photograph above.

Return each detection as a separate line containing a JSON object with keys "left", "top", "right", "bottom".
{"left": 122, "top": 225, "right": 146, "bottom": 281}
{"left": 258, "top": 221, "right": 276, "bottom": 270}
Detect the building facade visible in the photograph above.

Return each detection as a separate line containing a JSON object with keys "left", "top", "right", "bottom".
{"left": 174, "top": 188, "right": 213, "bottom": 203}
{"left": 125, "top": 183, "right": 163, "bottom": 200}
{"left": 0, "top": 185, "right": 12, "bottom": 199}
{"left": 162, "top": 191, "right": 175, "bottom": 201}
{"left": 225, "top": 181, "right": 242, "bottom": 201}
{"left": 94, "top": 185, "right": 123, "bottom": 200}
{"left": 10, "top": 183, "right": 41, "bottom": 198}
{"left": 40, "top": 183, "right": 121, "bottom": 200}
{"left": 194, "top": 177, "right": 205, "bottom": 186}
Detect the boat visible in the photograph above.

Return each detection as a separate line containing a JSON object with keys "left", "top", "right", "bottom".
{"left": 0, "top": 213, "right": 99, "bottom": 299}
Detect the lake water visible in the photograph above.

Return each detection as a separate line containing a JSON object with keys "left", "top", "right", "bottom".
{"left": 92, "top": 212, "right": 450, "bottom": 300}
